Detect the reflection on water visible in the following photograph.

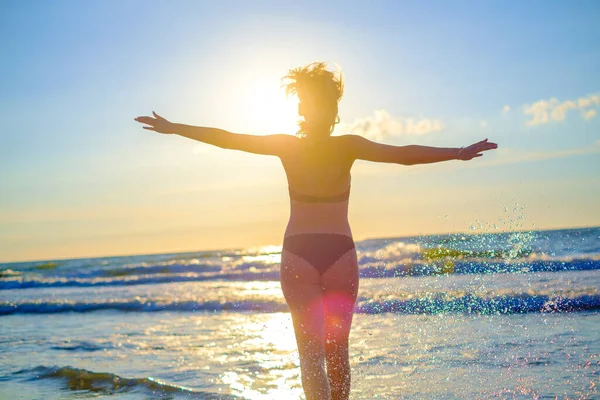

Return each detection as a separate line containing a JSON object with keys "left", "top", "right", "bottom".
{"left": 219, "top": 313, "right": 303, "bottom": 399}
{"left": 1, "top": 307, "right": 598, "bottom": 399}
{"left": 241, "top": 245, "right": 283, "bottom": 265}
{"left": 142, "top": 312, "right": 304, "bottom": 398}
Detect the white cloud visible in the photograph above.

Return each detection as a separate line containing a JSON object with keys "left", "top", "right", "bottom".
{"left": 523, "top": 93, "right": 599, "bottom": 126}
{"left": 583, "top": 109, "right": 597, "bottom": 120}
{"left": 480, "top": 120, "right": 488, "bottom": 128}
{"left": 501, "top": 105, "right": 510, "bottom": 115}
{"left": 338, "top": 109, "right": 444, "bottom": 141}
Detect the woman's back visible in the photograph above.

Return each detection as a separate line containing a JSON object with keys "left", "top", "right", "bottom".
{"left": 280, "top": 136, "right": 354, "bottom": 237}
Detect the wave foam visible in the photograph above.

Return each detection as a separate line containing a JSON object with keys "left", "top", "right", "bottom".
{"left": 2, "top": 258, "right": 599, "bottom": 290}
{"left": 13, "top": 366, "right": 238, "bottom": 398}
{"left": 2, "top": 292, "right": 598, "bottom": 316}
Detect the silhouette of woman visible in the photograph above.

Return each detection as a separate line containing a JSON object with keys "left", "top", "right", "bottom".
{"left": 135, "top": 62, "right": 498, "bottom": 400}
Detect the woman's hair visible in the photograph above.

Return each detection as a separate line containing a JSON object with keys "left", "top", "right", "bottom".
{"left": 282, "top": 62, "right": 344, "bottom": 138}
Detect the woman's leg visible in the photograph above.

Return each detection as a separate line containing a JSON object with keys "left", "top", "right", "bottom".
{"left": 281, "top": 250, "right": 331, "bottom": 400}
{"left": 321, "top": 249, "right": 359, "bottom": 400}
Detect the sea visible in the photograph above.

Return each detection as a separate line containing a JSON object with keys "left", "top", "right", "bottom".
{"left": 1, "top": 226, "right": 599, "bottom": 399}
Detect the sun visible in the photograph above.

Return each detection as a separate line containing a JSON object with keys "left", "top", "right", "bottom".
{"left": 247, "top": 79, "right": 299, "bottom": 135}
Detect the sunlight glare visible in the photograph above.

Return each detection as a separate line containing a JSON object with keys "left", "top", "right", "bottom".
{"left": 242, "top": 245, "right": 283, "bottom": 264}
{"left": 221, "top": 313, "right": 302, "bottom": 399}
{"left": 247, "top": 79, "right": 299, "bottom": 134}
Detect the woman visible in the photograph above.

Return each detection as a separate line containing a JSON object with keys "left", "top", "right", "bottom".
{"left": 135, "top": 62, "right": 498, "bottom": 400}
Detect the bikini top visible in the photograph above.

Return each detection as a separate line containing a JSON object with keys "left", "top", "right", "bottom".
{"left": 288, "top": 186, "right": 351, "bottom": 203}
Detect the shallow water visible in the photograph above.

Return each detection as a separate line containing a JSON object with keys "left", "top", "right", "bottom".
{"left": 2, "top": 227, "right": 599, "bottom": 398}
{"left": 1, "top": 310, "right": 598, "bottom": 399}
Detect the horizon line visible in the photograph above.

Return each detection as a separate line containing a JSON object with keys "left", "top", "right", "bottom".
{"left": 1, "top": 223, "right": 598, "bottom": 265}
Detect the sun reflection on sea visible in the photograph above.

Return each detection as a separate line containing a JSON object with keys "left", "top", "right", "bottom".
{"left": 242, "top": 245, "right": 283, "bottom": 264}
{"left": 219, "top": 313, "right": 303, "bottom": 399}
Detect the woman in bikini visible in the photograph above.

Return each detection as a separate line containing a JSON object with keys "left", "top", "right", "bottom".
{"left": 135, "top": 62, "right": 498, "bottom": 400}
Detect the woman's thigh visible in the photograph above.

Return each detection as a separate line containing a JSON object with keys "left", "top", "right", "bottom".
{"left": 280, "top": 250, "right": 326, "bottom": 347}
{"left": 280, "top": 249, "right": 321, "bottom": 307}
{"left": 321, "top": 249, "right": 359, "bottom": 340}
{"left": 280, "top": 248, "right": 359, "bottom": 339}
{"left": 321, "top": 248, "right": 359, "bottom": 296}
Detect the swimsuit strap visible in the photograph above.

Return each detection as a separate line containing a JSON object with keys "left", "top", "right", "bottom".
{"left": 288, "top": 186, "right": 351, "bottom": 203}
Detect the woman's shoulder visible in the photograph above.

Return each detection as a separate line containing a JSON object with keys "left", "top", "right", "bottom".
{"left": 331, "top": 134, "right": 370, "bottom": 158}
{"left": 334, "top": 134, "right": 368, "bottom": 142}
{"left": 280, "top": 134, "right": 365, "bottom": 159}
{"left": 332, "top": 134, "right": 368, "bottom": 147}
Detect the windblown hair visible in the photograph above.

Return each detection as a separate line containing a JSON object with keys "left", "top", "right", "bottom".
{"left": 282, "top": 62, "right": 344, "bottom": 138}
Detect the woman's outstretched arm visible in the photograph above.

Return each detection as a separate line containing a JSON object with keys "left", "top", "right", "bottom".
{"left": 134, "top": 112, "right": 294, "bottom": 156}
{"left": 346, "top": 135, "right": 498, "bottom": 165}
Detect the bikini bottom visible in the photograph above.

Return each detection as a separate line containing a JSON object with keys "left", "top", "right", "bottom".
{"left": 282, "top": 233, "right": 356, "bottom": 276}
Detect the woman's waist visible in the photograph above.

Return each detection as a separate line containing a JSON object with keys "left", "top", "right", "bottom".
{"left": 284, "top": 220, "right": 352, "bottom": 238}
{"left": 285, "top": 204, "right": 351, "bottom": 236}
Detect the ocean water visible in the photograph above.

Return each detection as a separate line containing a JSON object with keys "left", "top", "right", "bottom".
{"left": 1, "top": 226, "right": 599, "bottom": 399}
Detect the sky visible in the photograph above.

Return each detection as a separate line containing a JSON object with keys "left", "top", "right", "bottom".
{"left": 1, "top": 1, "right": 599, "bottom": 262}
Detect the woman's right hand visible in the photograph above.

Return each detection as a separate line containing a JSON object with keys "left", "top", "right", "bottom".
{"left": 457, "top": 138, "right": 498, "bottom": 160}
{"left": 134, "top": 111, "right": 176, "bottom": 134}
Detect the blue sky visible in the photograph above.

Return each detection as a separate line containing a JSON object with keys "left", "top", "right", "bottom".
{"left": 1, "top": 1, "right": 599, "bottom": 262}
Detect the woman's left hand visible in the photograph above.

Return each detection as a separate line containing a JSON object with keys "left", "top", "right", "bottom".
{"left": 134, "top": 111, "right": 176, "bottom": 134}
{"left": 457, "top": 138, "right": 498, "bottom": 160}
